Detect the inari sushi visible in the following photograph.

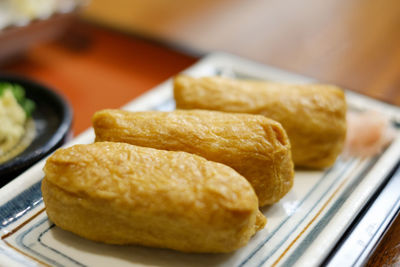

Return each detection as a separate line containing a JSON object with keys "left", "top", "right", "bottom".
{"left": 174, "top": 75, "right": 347, "bottom": 168}
{"left": 42, "top": 142, "right": 266, "bottom": 253}
{"left": 93, "top": 109, "right": 294, "bottom": 206}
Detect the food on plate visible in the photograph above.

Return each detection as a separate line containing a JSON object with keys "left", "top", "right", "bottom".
{"left": 0, "top": 83, "right": 35, "bottom": 163}
{"left": 93, "top": 109, "right": 294, "bottom": 206}
{"left": 173, "top": 75, "right": 347, "bottom": 168}
{"left": 343, "top": 110, "right": 396, "bottom": 157}
{"left": 42, "top": 142, "right": 266, "bottom": 253}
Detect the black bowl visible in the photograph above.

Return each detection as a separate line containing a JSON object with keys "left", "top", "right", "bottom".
{"left": 0, "top": 74, "right": 72, "bottom": 186}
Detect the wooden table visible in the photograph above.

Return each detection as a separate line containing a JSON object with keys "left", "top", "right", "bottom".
{"left": 1, "top": 10, "right": 399, "bottom": 265}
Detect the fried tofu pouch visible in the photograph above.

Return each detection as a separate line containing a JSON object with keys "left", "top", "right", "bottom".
{"left": 93, "top": 109, "right": 294, "bottom": 206}
{"left": 173, "top": 75, "right": 347, "bottom": 169}
{"left": 42, "top": 142, "right": 266, "bottom": 253}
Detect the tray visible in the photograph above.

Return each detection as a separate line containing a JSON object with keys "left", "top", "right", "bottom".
{"left": 1, "top": 53, "right": 399, "bottom": 267}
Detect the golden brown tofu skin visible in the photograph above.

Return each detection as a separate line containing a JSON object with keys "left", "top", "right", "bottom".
{"left": 174, "top": 75, "right": 347, "bottom": 168}
{"left": 42, "top": 142, "right": 266, "bottom": 253}
{"left": 93, "top": 109, "right": 294, "bottom": 206}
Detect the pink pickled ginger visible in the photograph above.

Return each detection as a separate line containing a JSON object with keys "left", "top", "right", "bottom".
{"left": 343, "top": 110, "right": 396, "bottom": 158}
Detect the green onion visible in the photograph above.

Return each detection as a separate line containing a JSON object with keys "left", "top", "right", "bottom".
{"left": 0, "top": 83, "right": 36, "bottom": 117}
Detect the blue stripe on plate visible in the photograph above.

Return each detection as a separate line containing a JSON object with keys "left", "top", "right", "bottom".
{"left": 239, "top": 159, "right": 355, "bottom": 267}
{"left": 38, "top": 221, "right": 86, "bottom": 267}
{"left": 280, "top": 156, "right": 396, "bottom": 267}
{"left": 16, "top": 217, "right": 86, "bottom": 267}
{"left": 0, "top": 181, "right": 43, "bottom": 228}
{"left": 279, "top": 159, "right": 371, "bottom": 266}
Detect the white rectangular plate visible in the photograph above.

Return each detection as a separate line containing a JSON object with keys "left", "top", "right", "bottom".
{"left": 1, "top": 53, "right": 400, "bottom": 267}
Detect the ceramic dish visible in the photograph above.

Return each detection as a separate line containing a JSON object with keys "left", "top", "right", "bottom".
{"left": 0, "top": 53, "right": 399, "bottom": 267}
{"left": 0, "top": 74, "right": 72, "bottom": 186}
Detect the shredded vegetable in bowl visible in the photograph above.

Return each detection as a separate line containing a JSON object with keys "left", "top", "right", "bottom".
{"left": 0, "top": 83, "right": 36, "bottom": 163}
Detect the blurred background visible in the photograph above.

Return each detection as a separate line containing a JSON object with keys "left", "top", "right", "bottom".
{"left": 1, "top": 0, "right": 399, "bottom": 102}
{"left": 1, "top": 0, "right": 399, "bottom": 136}
{"left": 0, "top": 0, "right": 399, "bottom": 128}
{"left": 84, "top": 0, "right": 400, "bottom": 95}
